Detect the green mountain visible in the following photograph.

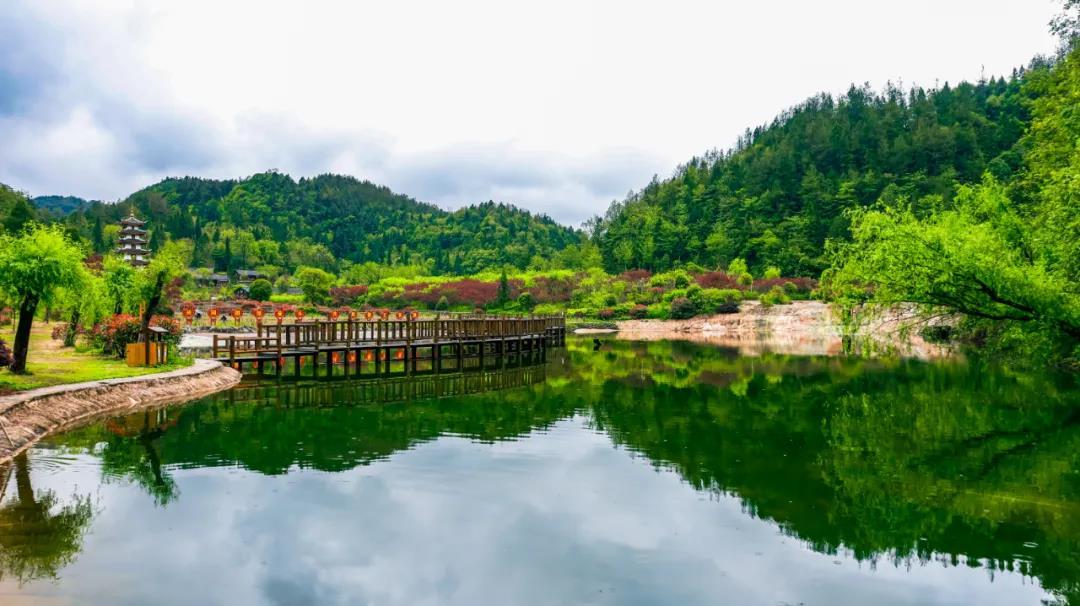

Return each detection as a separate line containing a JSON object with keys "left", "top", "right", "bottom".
{"left": 60, "top": 172, "right": 582, "bottom": 273}
{"left": 593, "top": 62, "right": 1050, "bottom": 276}
{"left": 33, "top": 195, "right": 92, "bottom": 216}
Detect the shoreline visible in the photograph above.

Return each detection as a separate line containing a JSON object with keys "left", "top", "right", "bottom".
{"left": 583, "top": 301, "right": 951, "bottom": 359}
{"left": 0, "top": 359, "right": 241, "bottom": 463}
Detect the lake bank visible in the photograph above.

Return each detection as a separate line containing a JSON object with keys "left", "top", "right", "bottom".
{"left": 0, "top": 359, "right": 240, "bottom": 463}
{"left": 610, "top": 300, "right": 950, "bottom": 359}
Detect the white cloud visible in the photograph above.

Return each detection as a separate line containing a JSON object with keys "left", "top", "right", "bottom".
{"left": 0, "top": 0, "right": 1061, "bottom": 225}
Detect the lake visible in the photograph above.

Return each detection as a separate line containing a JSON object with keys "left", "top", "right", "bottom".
{"left": 0, "top": 337, "right": 1077, "bottom": 605}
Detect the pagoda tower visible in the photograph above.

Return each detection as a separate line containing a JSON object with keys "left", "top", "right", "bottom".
{"left": 116, "top": 212, "right": 151, "bottom": 267}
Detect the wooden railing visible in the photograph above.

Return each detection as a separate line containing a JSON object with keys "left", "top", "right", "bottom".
{"left": 256, "top": 316, "right": 563, "bottom": 347}
{"left": 212, "top": 315, "right": 565, "bottom": 359}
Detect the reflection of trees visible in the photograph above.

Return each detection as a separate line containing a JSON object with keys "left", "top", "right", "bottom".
{"left": 0, "top": 453, "right": 93, "bottom": 584}
{"left": 42, "top": 338, "right": 1080, "bottom": 603}
{"left": 576, "top": 340, "right": 1080, "bottom": 606}
{"left": 100, "top": 409, "right": 179, "bottom": 507}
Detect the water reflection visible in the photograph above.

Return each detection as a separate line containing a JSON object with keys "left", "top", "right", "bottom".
{"left": 2, "top": 338, "right": 1077, "bottom": 604}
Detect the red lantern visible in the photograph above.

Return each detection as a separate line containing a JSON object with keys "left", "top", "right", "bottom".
{"left": 231, "top": 308, "right": 243, "bottom": 324}
{"left": 364, "top": 351, "right": 373, "bottom": 362}
{"left": 410, "top": 310, "right": 420, "bottom": 321}
{"left": 332, "top": 352, "right": 340, "bottom": 364}
{"left": 364, "top": 310, "right": 374, "bottom": 320}
{"left": 330, "top": 309, "right": 340, "bottom": 321}
{"left": 348, "top": 352, "right": 356, "bottom": 363}
{"left": 295, "top": 309, "right": 306, "bottom": 322}
{"left": 208, "top": 307, "right": 220, "bottom": 325}
{"left": 253, "top": 307, "right": 265, "bottom": 325}
{"left": 349, "top": 310, "right": 358, "bottom": 321}
{"left": 181, "top": 305, "right": 196, "bottom": 324}
{"left": 395, "top": 311, "right": 405, "bottom": 320}
{"left": 380, "top": 309, "right": 390, "bottom": 320}
{"left": 394, "top": 349, "right": 404, "bottom": 360}
{"left": 274, "top": 307, "right": 286, "bottom": 324}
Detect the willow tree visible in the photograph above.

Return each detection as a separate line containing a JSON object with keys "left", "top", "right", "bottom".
{"left": 0, "top": 224, "right": 85, "bottom": 372}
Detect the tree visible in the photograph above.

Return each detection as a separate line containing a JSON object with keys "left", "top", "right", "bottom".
{"left": 293, "top": 266, "right": 335, "bottom": 304}
{"left": 2, "top": 196, "right": 35, "bottom": 234}
{"left": 91, "top": 216, "right": 105, "bottom": 253}
{"left": 0, "top": 224, "right": 84, "bottom": 372}
{"left": 102, "top": 255, "right": 137, "bottom": 315}
{"left": 823, "top": 178, "right": 1080, "bottom": 363}
{"left": 248, "top": 278, "right": 273, "bottom": 301}
{"left": 496, "top": 270, "right": 511, "bottom": 306}
{"left": 134, "top": 241, "right": 192, "bottom": 363}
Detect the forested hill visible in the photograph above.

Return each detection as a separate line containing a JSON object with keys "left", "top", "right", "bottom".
{"left": 56, "top": 172, "right": 582, "bottom": 274}
{"left": 594, "top": 64, "right": 1047, "bottom": 276}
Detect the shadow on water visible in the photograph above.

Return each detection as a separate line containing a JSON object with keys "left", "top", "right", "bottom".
{"left": 11, "top": 337, "right": 1080, "bottom": 603}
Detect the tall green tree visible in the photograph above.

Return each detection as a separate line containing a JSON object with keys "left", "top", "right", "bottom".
{"left": 0, "top": 224, "right": 85, "bottom": 372}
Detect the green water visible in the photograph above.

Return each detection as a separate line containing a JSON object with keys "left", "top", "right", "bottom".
{"left": 0, "top": 337, "right": 1078, "bottom": 605}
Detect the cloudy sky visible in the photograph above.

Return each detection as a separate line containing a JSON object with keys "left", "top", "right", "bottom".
{"left": 0, "top": 1, "right": 1061, "bottom": 226}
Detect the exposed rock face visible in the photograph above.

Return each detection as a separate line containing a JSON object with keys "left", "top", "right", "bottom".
{"left": 0, "top": 360, "right": 241, "bottom": 463}
{"left": 615, "top": 301, "right": 950, "bottom": 359}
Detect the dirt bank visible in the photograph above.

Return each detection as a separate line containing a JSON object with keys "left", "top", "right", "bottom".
{"left": 615, "top": 300, "right": 950, "bottom": 359}
{"left": 0, "top": 359, "right": 241, "bottom": 463}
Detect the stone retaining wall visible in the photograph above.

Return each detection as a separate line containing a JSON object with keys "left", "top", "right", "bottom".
{"left": 0, "top": 359, "right": 241, "bottom": 463}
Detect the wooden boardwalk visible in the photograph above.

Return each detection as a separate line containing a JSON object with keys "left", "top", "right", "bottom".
{"left": 212, "top": 315, "right": 566, "bottom": 378}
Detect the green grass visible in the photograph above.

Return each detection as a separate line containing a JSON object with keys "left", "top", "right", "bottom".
{"left": 0, "top": 324, "right": 192, "bottom": 394}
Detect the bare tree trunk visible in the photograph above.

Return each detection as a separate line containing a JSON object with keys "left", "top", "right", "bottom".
{"left": 10, "top": 294, "right": 38, "bottom": 373}
{"left": 64, "top": 309, "right": 80, "bottom": 348}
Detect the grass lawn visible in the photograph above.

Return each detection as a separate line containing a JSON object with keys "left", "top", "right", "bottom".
{"left": 0, "top": 323, "right": 192, "bottom": 394}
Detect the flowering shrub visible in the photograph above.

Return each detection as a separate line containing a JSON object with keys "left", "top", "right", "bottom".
{"left": 51, "top": 322, "right": 70, "bottom": 341}
{"left": 90, "top": 314, "right": 183, "bottom": 358}
{"left": 752, "top": 277, "right": 817, "bottom": 294}
{"left": 629, "top": 304, "right": 648, "bottom": 319}
{"left": 695, "top": 271, "right": 740, "bottom": 289}
{"left": 597, "top": 308, "right": 615, "bottom": 320}
{"left": 669, "top": 297, "right": 698, "bottom": 319}
{"left": 330, "top": 285, "right": 369, "bottom": 306}
{"left": 618, "top": 269, "right": 652, "bottom": 283}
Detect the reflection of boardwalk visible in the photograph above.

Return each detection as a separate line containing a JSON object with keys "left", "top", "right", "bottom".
{"left": 225, "top": 358, "right": 549, "bottom": 408}
{"left": 212, "top": 316, "right": 566, "bottom": 377}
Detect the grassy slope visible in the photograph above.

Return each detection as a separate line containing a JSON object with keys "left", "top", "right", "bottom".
{"left": 0, "top": 324, "right": 191, "bottom": 394}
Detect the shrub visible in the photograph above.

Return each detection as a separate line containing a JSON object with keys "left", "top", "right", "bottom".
{"left": 248, "top": 279, "right": 273, "bottom": 301}
{"left": 763, "top": 266, "right": 782, "bottom": 280}
{"left": 698, "top": 288, "right": 741, "bottom": 314}
{"left": 629, "top": 304, "right": 648, "bottom": 319}
{"left": 517, "top": 292, "right": 535, "bottom": 310}
{"left": 603, "top": 294, "right": 618, "bottom": 307}
{"left": 920, "top": 325, "right": 955, "bottom": 343}
{"left": 760, "top": 285, "right": 791, "bottom": 307}
{"left": 669, "top": 297, "right": 698, "bottom": 319}
{"left": 329, "top": 284, "right": 368, "bottom": 306}
{"left": 89, "top": 314, "right": 182, "bottom": 358}
{"left": 646, "top": 302, "right": 669, "bottom": 319}
{"left": 618, "top": 269, "right": 652, "bottom": 283}
{"left": 51, "top": 322, "right": 69, "bottom": 341}
{"left": 695, "top": 271, "right": 739, "bottom": 289}
{"left": 597, "top": 308, "right": 615, "bottom": 320}
{"left": 673, "top": 271, "right": 691, "bottom": 288}
{"left": 435, "top": 295, "right": 450, "bottom": 311}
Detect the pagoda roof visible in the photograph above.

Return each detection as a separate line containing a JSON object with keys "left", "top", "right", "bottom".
{"left": 120, "top": 213, "right": 146, "bottom": 226}
{"left": 117, "top": 247, "right": 151, "bottom": 255}
{"left": 120, "top": 225, "right": 146, "bottom": 235}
